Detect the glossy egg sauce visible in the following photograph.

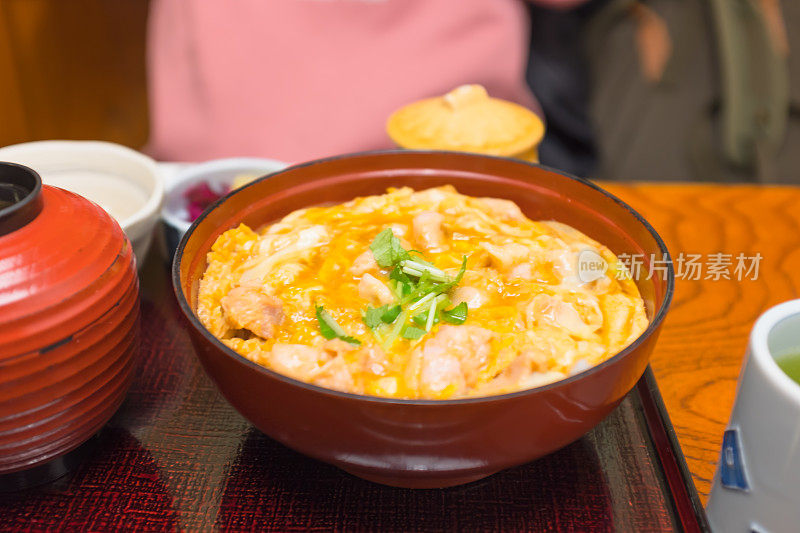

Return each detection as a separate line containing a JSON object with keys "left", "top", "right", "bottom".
{"left": 197, "top": 186, "right": 648, "bottom": 399}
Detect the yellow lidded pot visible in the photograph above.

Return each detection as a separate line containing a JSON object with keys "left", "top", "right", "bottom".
{"left": 386, "top": 84, "right": 545, "bottom": 162}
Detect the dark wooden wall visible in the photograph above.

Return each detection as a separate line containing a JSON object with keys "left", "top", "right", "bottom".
{"left": 0, "top": 0, "right": 149, "bottom": 148}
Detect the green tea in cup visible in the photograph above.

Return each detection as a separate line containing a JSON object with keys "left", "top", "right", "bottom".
{"left": 775, "top": 351, "right": 800, "bottom": 385}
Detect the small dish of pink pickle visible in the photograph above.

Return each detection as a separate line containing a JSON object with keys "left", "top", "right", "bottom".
{"left": 184, "top": 182, "right": 229, "bottom": 221}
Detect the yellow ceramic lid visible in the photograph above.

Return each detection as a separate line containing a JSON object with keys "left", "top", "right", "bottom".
{"left": 386, "top": 84, "right": 544, "bottom": 157}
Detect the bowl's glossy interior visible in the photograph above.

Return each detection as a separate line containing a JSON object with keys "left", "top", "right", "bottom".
{"left": 174, "top": 151, "right": 673, "bottom": 487}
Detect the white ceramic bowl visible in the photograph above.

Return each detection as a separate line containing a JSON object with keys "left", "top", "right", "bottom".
{"left": 0, "top": 140, "right": 163, "bottom": 269}
{"left": 160, "top": 157, "right": 287, "bottom": 258}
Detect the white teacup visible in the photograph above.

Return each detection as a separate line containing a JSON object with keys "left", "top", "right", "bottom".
{"left": 707, "top": 299, "right": 800, "bottom": 532}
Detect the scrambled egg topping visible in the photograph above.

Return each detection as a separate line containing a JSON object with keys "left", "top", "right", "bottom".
{"left": 197, "top": 186, "right": 648, "bottom": 399}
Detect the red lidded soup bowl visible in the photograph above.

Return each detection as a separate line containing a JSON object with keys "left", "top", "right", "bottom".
{"left": 173, "top": 151, "right": 673, "bottom": 488}
{"left": 0, "top": 162, "right": 140, "bottom": 487}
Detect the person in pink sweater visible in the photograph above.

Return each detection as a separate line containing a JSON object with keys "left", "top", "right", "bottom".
{"left": 147, "top": 0, "right": 585, "bottom": 164}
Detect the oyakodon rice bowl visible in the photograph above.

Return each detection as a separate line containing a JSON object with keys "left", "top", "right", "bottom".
{"left": 174, "top": 151, "right": 673, "bottom": 487}
{"left": 197, "top": 186, "right": 648, "bottom": 399}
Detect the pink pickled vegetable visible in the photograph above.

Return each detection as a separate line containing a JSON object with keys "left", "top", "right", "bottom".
{"left": 183, "top": 182, "right": 229, "bottom": 222}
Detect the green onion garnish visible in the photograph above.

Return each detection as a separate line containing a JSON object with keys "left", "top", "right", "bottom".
{"left": 383, "top": 310, "right": 409, "bottom": 350}
{"left": 361, "top": 228, "right": 472, "bottom": 346}
{"left": 381, "top": 305, "right": 402, "bottom": 323}
{"left": 441, "top": 302, "right": 468, "bottom": 325}
{"left": 370, "top": 228, "right": 410, "bottom": 267}
{"left": 316, "top": 305, "right": 361, "bottom": 345}
{"left": 363, "top": 304, "right": 402, "bottom": 329}
{"left": 400, "top": 259, "right": 449, "bottom": 282}
{"left": 425, "top": 295, "right": 439, "bottom": 331}
{"left": 407, "top": 292, "right": 436, "bottom": 313}
{"left": 363, "top": 306, "right": 385, "bottom": 329}
{"left": 402, "top": 326, "right": 427, "bottom": 340}
{"left": 412, "top": 312, "right": 439, "bottom": 327}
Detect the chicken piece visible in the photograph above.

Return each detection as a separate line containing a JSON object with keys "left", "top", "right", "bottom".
{"left": 358, "top": 273, "right": 395, "bottom": 306}
{"left": 541, "top": 220, "right": 599, "bottom": 248}
{"left": 526, "top": 294, "right": 600, "bottom": 339}
{"left": 412, "top": 326, "right": 494, "bottom": 395}
{"left": 404, "top": 337, "right": 464, "bottom": 397}
{"left": 453, "top": 213, "right": 494, "bottom": 235}
{"left": 480, "top": 242, "right": 530, "bottom": 270}
{"left": 478, "top": 197, "right": 525, "bottom": 221}
{"left": 601, "top": 293, "right": 647, "bottom": 349}
{"left": 315, "top": 356, "right": 356, "bottom": 392}
{"left": 323, "top": 338, "right": 357, "bottom": 357}
{"left": 221, "top": 287, "right": 284, "bottom": 339}
{"left": 358, "top": 344, "right": 391, "bottom": 376}
{"left": 587, "top": 275, "right": 612, "bottom": 293}
{"left": 371, "top": 377, "right": 399, "bottom": 396}
{"left": 479, "top": 351, "right": 532, "bottom": 394}
{"left": 419, "top": 350, "right": 465, "bottom": 396}
{"left": 388, "top": 223, "right": 410, "bottom": 239}
{"left": 267, "top": 343, "right": 325, "bottom": 380}
{"left": 258, "top": 224, "right": 328, "bottom": 255}
{"left": 433, "top": 326, "right": 494, "bottom": 386}
{"left": 452, "top": 286, "right": 489, "bottom": 309}
{"left": 264, "top": 208, "right": 312, "bottom": 234}
{"left": 576, "top": 296, "right": 604, "bottom": 331}
{"left": 240, "top": 225, "right": 329, "bottom": 285}
{"left": 548, "top": 248, "right": 582, "bottom": 287}
{"left": 570, "top": 358, "right": 592, "bottom": 376}
{"left": 412, "top": 211, "right": 445, "bottom": 252}
{"left": 272, "top": 262, "right": 306, "bottom": 286}
{"left": 410, "top": 187, "right": 450, "bottom": 206}
{"left": 508, "top": 263, "right": 533, "bottom": 280}
{"left": 480, "top": 349, "right": 562, "bottom": 395}
{"left": 350, "top": 250, "right": 378, "bottom": 276}
{"left": 267, "top": 342, "right": 355, "bottom": 392}
{"left": 518, "top": 371, "right": 564, "bottom": 390}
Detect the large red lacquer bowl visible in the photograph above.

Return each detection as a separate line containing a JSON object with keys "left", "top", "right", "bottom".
{"left": 174, "top": 151, "right": 674, "bottom": 488}
{"left": 0, "top": 163, "right": 140, "bottom": 480}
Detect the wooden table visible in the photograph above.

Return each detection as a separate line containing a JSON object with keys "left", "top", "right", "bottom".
{"left": 605, "top": 183, "right": 800, "bottom": 503}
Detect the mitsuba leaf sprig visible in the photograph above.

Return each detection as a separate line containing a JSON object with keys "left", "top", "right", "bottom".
{"left": 362, "top": 228, "right": 470, "bottom": 348}
{"left": 316, "top": 305, "right": 361, "bottom": 346}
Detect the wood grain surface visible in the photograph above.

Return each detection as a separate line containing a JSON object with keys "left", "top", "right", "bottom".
{"left": 605, "top": 183, "right": 800, "bottom": 502}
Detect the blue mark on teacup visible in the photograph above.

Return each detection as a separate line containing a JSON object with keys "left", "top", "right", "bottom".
{"left": 720, "top": 428, "right": 749, "bottom": 491}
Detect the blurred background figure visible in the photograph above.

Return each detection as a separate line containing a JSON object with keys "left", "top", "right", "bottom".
{"left": 578, "top": 0, "right": 796, "bottom": 183}
{"left": 145, "top": 0, "right": 585, "bottom": 164}
{"left": 0, "top": 0, "right": 795, "bottom": 182}
{"left": 525, "top": 0, "right": 604, "bottom": 176}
